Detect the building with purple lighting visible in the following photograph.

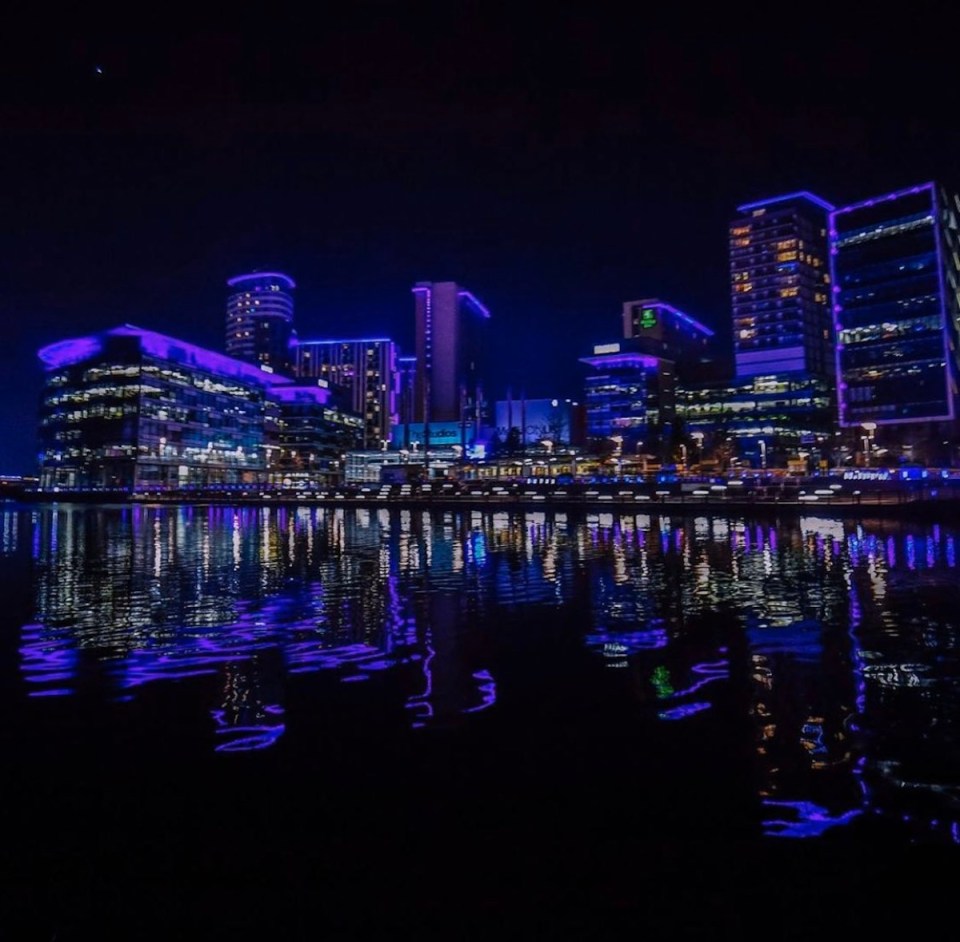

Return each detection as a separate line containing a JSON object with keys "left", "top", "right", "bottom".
{"left": 730, "top": 192, "right": 834, "bottom": 380}
{"left": 412, "top": 281, "right": 490, "bottom": 430}
{"left": 38, "top": 325, "right": 289, "bottom": 492}
{"left": 36, "top": 325, "right": 360, "bottom": 492}
{"left": 579, "top": 340, "right": 675, "bottom": 458}
{"left": 830, "top": 182, "right": 960, "bottom": 464}
{"left": 293, "top": 338, "right": 399, "bottom": 449}
{"left": 225, "top": 271, "right": 296, "bottom": 375}
{"left": 396, "top": 354, "right": 418, "bottom": 447}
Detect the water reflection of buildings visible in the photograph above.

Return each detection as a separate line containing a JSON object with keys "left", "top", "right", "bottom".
{"left": 19, "top": 505, "right": 499, "bottom": 749}
{"left": 10, "top": 504, "right": 960, "bottom": 838}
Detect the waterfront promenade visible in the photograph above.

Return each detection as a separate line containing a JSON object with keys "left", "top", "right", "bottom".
{"left": 13, "top": 472, "right": 960, "bottom": 518}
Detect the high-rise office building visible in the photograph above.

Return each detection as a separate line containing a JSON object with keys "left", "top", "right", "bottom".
{"left": 293, "top": 338, "right": 399, "bottom": 449}
{"left": 412, "top": 281, "right": 490, "bottom": 427}
{"left": 830, "top": 182, "right": 960, "bottom": 438}
{"left": 225, "top": 271, "right": 296, "bottom": 375}
{"left": 730, "top": 192, "right": 834, "bottom": 379}
{"left": 622, "top": 298, "right": 716, "bottom": 382}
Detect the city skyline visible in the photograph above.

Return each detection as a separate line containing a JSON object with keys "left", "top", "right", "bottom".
{"left": 3, "top": 17, "right": 960, "bottom": 473}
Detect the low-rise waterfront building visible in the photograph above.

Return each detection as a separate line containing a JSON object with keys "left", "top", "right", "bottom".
{"left": 37, "top": 325, "right": 362, "bottom": 493}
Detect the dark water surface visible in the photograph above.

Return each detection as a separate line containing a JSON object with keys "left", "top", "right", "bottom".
{"left": 1, "top": 503, "right": 957, "bottom": 935}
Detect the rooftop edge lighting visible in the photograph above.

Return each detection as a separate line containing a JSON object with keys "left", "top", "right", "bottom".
{"left": 630, "top": 298, "right": 715, "bottom": 337}
{"left": 297, "top": 337, "right": 393, "bottom": 345}
{"left": 39, "top": 324, "right": 295, "bottom": 389}
{"left": 832, "top": 182, "right": 935, "bottom": 217}
{"left": 579, "top": 353, "right": 661, "bottom": 370}
{"left": 226, "top": 272, "right": 296, "bottom": 289}
{"left": 458, "top": 290, "right": 491, "bottom": 319}
{"left": 736, "top": 191, "right": 835, "bottom": 214}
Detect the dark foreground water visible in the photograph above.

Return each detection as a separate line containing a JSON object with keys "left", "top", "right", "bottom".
{"left": 1, "top": 503, "right": 957, "bottom": 936}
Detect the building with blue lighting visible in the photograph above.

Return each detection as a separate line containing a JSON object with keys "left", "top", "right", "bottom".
{"left": 492, "top": 397, "right": 578, "bottom": 449}
{"left": 830, "top": 182, "right": 960, "bottom": 464}
{"left": 269, "top": 384, "right": 364, "bottom": 485}
{"left": 37, "top": 325, "right": 362, "bottom": 493}
{"left": 225, "top": 271, "right": 297, "bottom": 375}
{"left": 730, "top": 192, "right": 834, "bottom": 379}
{"left": 579, "top": 340, "right": 675, "bottom": 458}
{"left": 293, "top": 337, "right": 399, "bottom": 450}
{"left": 412, "top": 281, "right": 490, "bottom": 429}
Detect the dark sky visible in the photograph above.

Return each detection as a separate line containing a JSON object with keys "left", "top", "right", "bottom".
{"left": 2, "top": 9, "right": 958, "bottom": 473}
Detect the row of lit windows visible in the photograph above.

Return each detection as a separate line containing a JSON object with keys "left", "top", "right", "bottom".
{"left": 835, "top": 213, "right": 933, "bottom": 249}
{"left": 839, "top": 315, "right": 942, "bottom": 345}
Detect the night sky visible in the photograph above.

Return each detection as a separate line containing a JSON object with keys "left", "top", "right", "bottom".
{"left": 2, "top": 11, "right": 959, "bottom": 473}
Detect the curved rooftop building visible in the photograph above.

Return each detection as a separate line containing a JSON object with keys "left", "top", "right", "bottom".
{"left": 225, "top": 271, "right": 296, "bottom": 375}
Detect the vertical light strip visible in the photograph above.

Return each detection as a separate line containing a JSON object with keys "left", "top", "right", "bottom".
{"left": 827, "top": 207, "right": 846, "bottom": 426}
{"left": 932, "top": 185, "right": 957, "bottom": 421}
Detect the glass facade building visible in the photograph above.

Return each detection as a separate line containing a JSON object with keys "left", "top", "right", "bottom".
{"left": 38, "top": 326, "right": 282, "bottom": 492}
{"left": 579, "top": 341, "right": 675, "bottom": 457}
{"left": 677, "top": 373, "right": 834, "bottom": 470}
{"left": 831, "top": 182, "right": 960, "bottom": 429}
{"left": 730, "top": 192, "right": 834, "bottom": 379}
{"left": 225, "top": 271, "right": 296, "bottom": 375}
{"left": 269, "top": 384, "right": 363, "bottom": 485}
{"left": 293, "top": 338, "right": 399, "bottom": 449}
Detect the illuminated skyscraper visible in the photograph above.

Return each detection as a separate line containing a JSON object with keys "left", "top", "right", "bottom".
{"left": 293, "top": 337, "right": 399, "bottom": 449}
{"left": 830, "top": 182, "right": 960, "bottom": 436}
{"left": 412, "top": 281, "right": 490, "bottom": 427}
{"left": 225, "top": 271, "right": 296, "bottom": 375}
{"left": 730, "top": 192, "right": 834, "bottom": 379}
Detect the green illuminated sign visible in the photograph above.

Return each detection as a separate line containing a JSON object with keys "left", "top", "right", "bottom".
{"left": 640, "top": 307, "right": 657, "bottom": 329}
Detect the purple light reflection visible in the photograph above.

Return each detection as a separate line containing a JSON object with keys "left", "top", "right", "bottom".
{"left": 462, "top": 669, "right": 497, "bottom": 714}
{"left": 658, "top": 702, "right": 711, "bottom": 721}
{"left": 211, "top": 705, "right": 286, "bottom": 752}
{"left": 763, "top": 800, "right": 862, "bottom": 838}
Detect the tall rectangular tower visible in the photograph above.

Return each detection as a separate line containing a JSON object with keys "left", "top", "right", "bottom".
{"left": 830, "top": 182, "right": 960, "bottom": 430}
{"left": 293, "top": 338, "right": 399, "bottom": 449}
{"left": 730, "top": 192, "right": 834, "bottom": 379}
{"left": 412, "top": 281, "right": 490, "bottom": 425}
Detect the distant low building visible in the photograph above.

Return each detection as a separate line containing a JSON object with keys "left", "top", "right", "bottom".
{"left": 492, "top": 397, "right": 578, "bottom": 449}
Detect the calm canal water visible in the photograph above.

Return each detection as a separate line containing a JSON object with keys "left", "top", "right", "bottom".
{"left": 1, "top": 502, "right": 957, "bottom": 932}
